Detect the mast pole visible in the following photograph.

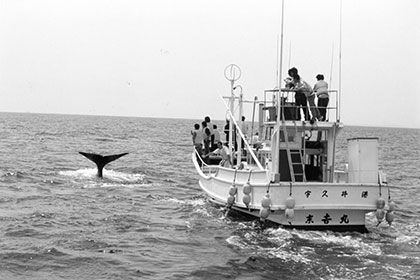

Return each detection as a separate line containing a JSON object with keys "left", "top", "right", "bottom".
{"left": 276, "top": 35, "right": 280, "bottom": 89}
{"left": 329, "top": 44, "right": 334, "bottom": 88}
{"left": 224, "top": 64, "right": 241, "bottom": 166}
{"left": 229, "top": 80, "right": 234, "bottom": 164}
{"left": 273, "top": 0, "right": 285, "bottom": 182}
{"left": 338, "top": 0, "right": 342, "bottom": 122}
{"left": 277, "top": 0, "right": 285, "bottom": 111}
{"left": 330, "top": 0, "right": 343, "bottom": 181}
{"left": 238, "top": 87, "right": 243, "bottom": 165}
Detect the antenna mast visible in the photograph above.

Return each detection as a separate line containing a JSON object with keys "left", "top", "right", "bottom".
{"left": 338, "top": 0, "right": 342, "bottom": 122}
{"left": 276, "top": 35, "right": 280, "bottom": 89}
{"left": 277, "top": 0, "right": 285, "bottom": 92}
{"left": 329, "top": 44, "right": 334, "bottom": 88}
{"left": 272, "top": 0, "right": 285, "bottom": 182}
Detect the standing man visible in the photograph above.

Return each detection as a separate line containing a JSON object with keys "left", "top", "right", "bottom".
{"left": 212, "top": 124, "right": 221, "bottom": 151}
{"left": 314, "top": 74, "right": 329, "bottom": 121}
{"left": 204, "top": 116, "right": 215, "bottom": 150}
{"left": 191, "top": 123, "right": 203, "bottom": 163}
{"left": 205, "top": 141, "right": 232, "bottom": 168}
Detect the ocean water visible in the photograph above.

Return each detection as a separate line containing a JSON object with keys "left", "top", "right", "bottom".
{"left": 0, "top": 112, "right": 419, "bottom": 280}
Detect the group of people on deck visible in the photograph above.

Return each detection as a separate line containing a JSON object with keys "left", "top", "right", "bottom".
{"left": 191, "top": 116, "right": 232, "bottom": 167}
{"left": 285, "top": 67, "right": 329, "bottom": 122}
{"left": 191, "top": 67, "right": 330, "bottom": 167}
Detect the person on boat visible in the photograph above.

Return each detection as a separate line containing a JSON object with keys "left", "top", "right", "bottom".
{"left": 224, "top": 119, "right": 237, "bottom": 149}
{"left": 251, "top": 132, "right": 259, "bottom": 145}
{"left": 191, "top": 123, "right": 203, "bottom": 161}
{"left": 204, "top": 141, "right": 232, "bottom": 168}
{"left": 241, "top": 116, "right": 249, "bottom": 155}
{"left": 251, "top": 132, "right": 263, "bottom": 150}
{"left": 313, "top": 74, "right": 329, "bottom": 121}
{"left": 202, "top": 121, "right": 211, "bottom": 156}
{"left": 212, "top": 124, "right": 221, "bottom": 151}
{"left": 224, "top": 120, "right": 230, "bottom": 143}
{"left": 287, "top": 67, "right": 311, "bottom": 121}
{"left": 241, "top": 116, "right": 249, "bottom": 138}
{"left": 204, "top": 116, "right": 215, "bottom": 150}
{"left": 307, "top": 90, "right": 322, "bottom": 122}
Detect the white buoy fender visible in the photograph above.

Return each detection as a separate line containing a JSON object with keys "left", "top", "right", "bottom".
{"left": 259, "top": 207, "right": 270, "bottom": 220}
{"left": 388, "top": 201, "right": 396, "bottom": 212}
{"left": 385, "top": 211, "right": 394, "bottom": 225}
{"left": 227, "top": 195, "right": 235, "bottom": 206}
{"left": 242, "top": 194, "right": 251, "bottom": 207}
{"left": 261, "top": 194, "right": 271, "bottom": 208}
{"left": 285, "top": 208, "right": 294, "bottom": 222}
{"left": 376, "top": 197, "right": 386, "bottom": 209}
{"left": 243, "top": 182, "right": 252, "bottom": 195}
{"left": 285, "top": 196, "right": 295, "bottom": 209}
{"left": 229, "top": 185, "right": 237, "bottom": 196}
{"left": 376, "top": 209, "right": 385, "bottom": 221}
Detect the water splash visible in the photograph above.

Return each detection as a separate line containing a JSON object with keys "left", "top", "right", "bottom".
{"left": 59, "top": 168, "right": 148, "bottom": 187}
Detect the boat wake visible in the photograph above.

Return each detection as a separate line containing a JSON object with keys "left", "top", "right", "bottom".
{"left": 221, "top": 220, "right": 418, "bottom": 280}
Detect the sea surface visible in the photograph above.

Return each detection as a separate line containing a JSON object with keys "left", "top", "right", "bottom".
{"left": 0, "top": 112, "right": 419, "bottom": 280}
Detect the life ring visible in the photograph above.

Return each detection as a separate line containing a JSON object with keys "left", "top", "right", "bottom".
{"left": 305, "top": 130, "right": 312, "bottom": 140}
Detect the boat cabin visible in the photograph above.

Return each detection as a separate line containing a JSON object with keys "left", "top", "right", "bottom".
{"left": 245, "top": 88, "right": 342, "bottom": 184}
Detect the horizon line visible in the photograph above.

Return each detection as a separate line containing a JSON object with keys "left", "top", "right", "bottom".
{"left": 0, "top": 110, "right": 418, "bottom": 130}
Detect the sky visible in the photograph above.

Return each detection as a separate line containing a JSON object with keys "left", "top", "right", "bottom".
{"left": 1, "top": 0, "right": 419, "bottom": 128}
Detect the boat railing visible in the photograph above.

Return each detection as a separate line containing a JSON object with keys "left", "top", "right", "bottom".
{"left": 334, "top": 169, "right": 388, "bottom": 185}
{"left": 192, "top": 148, "right": 219, "bottom": 175}
{"left": 263, "top": 88, "right": 340, "bottom": 122}
{"left": 334, "top": 170, "right": 348, "bottom": 183}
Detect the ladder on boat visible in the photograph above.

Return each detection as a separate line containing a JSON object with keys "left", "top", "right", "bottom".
{"left": 281, "top": 121, "right": 306, "bottom": 182}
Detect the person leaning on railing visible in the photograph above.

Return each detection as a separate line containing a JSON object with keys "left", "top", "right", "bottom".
{"left": 287, "top": 67, "right": 311, "bottom": 121}
{"left": 204, "top": 141, "right": 232, "bottom": 168}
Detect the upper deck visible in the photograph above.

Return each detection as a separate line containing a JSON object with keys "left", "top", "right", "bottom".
{"left": 261, "top": 88, "right": 340, "bottom": 123}
{"left": 244, "top": 88, "right": 344, "bottom": 183}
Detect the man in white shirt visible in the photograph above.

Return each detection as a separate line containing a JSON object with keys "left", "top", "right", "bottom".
{"left": 205, "top": 141, "right": 232, "bottom": 168}
{"left": 313, "top": 74, "right": 329, "bottom": 121}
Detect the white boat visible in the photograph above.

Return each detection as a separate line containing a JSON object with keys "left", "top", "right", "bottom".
{"left": 192, "top": 1, "right": 395, "bottom": 232}
{"left": 192, "top": 63, "right": 395, "bottom": 232}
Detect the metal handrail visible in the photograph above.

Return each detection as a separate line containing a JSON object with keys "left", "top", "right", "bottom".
{"left": 263, "top": 88, "right": 340, "bottom": 122}
{"left": 193, "top": 148, "right": 219, "bottom": 174}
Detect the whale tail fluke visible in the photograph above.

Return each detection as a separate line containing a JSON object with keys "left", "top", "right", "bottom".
{"left": 79, "top": 152, "right": 129, "bottom": 177}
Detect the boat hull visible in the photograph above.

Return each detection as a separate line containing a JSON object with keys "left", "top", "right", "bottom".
{"left": 194, "top": 153, "right": 390, "bottom": 232}
{"left": 210, "top": 198, "right": 369, "bottom": 232}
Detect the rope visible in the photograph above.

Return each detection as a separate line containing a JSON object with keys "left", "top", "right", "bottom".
{"left": 266, "top": 181, "right": 271, "bottom": 194}
{"left": 247, "top": 170, "right": 253, "bottom": 182}
{"left": 379, "top": 180, "right": 382, "bottom": 197}
{"left": 233, "top": 168, "right": 238, "bottom": 185}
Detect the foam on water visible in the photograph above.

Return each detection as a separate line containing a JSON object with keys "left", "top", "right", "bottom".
{"left": 59, "top": 168, "right": 148, "bottom": 188}
{"left": 165, "top": 197, "right": 206, "bottom": 207}
{"left": 59, "top": 168, "right": 98, "bottom": 178}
